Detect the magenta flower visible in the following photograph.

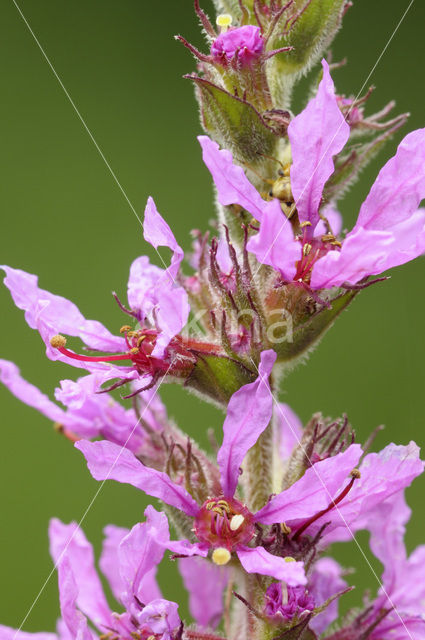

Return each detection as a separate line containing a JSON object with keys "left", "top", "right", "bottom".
{"left": 199, "top": 60, "right": 425, "bottom": 289}
{"left": 0, "top": 507, "right": 182, "bottom": 640}
{"left": 75, "top": 350, "right": 367, "bottom": 585}
{"left": 366, "top": 493, "right": 425, "bottom": 639}
{"left": 1, "top": 197, "right": 195, "bottom": 395}
{"left": 0, "top": 359, "right": 168, "bottom": 455}
{"left": 264, "top": 582, "right": 315, "bottom": 621}
{"left": 211, "top": 25, "right": 264, "bottom": 66}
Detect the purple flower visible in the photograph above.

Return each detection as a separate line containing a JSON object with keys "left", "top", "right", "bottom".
{"left": 75, "top": 349, "right": 366, "bottom": 585}
{"left": 199, "top": 60, "right": 425, "bottom": 289}
{"left": 308, "top": 558, "right": 348, "bottom": 635}
{"left": 0, "top": 506, "right": 182, "bottom": 640}
{"left": 366, "top": 493, "right": 425, "bottom": 639}
{"left": 211, "top": 25, "right": 264, "bottom": 66}
{"left": 0, "top": 359, "right": 169, "bottom": 456}
{"left": 1, "top": 197, "right": 194, "bottom": 393}
{"left": 264, "top": 582, "right": 315, "bottom": 621}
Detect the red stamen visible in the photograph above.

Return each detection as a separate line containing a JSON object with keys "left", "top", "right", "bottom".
{"left": 292, "top": 469, "right": 360, "bottom": 541}
{"left": 56, "top": 345, "right": 133, "bottom": 363}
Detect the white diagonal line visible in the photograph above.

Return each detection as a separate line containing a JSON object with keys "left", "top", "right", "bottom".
{"left": 250, "top": 0, "right": 415, "bottom": 282}
{"left": 12, "top": 361, "right": 174, "bottom": 638}
{"left": 252, "top": 357, "right": 415, "bottom": 640}
{"left": 11, "top": 0, "right": 178, "bottom": 289}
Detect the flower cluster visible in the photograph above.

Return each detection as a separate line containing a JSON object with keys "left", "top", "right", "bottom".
{"left": 1, "top": 2, "right": 425, "bottom": 640}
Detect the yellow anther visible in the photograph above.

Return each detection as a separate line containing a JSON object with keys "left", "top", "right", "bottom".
{"left": 129, "top": 347, "right": 139, "bottom": 355}
{"left": 283, "top": 556, "right": 296, "bottom": 563}
{"left": 216, "top": 13, "right": 232, "bottom": 31}
{"left": 300, "top": 221, "right": 312, "bottom": 228}
{"left": 127, "top": 331, "right": 137, "bottom": 338}
{"left": 50, "top": 334, "right": 67, "bottom": 348}
{"left": 331, "top": 240, "right": 342, "bottom": 248}
{"left": 321, "top": 233, "right": 336, "bottom": 242}
{"left": 217, "top": 499, "right": 231, "bottom": 512}
{"left": 281, "top": 522, "right": 291, "bottom": 535}
{"left": 350, "top": 468, "right": 361, "bottom": 479}
{"left": 120, "top": 325, "right": 132, "bottom": 334}
{"left": 137, "top": 335, "right": 147, "bottom": 347}
{"left": 212, "top": 547, "right": 231, "bottom": 565}
{"left": 230, "top": 514, "right": 245, "bottom": 531}
{"left": 303, "top": 243, "right": 312, "bottom": 256}
{"left": 53, "top": 422, "right": 64, "bottom": 434}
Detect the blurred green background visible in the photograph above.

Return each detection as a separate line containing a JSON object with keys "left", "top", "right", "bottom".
{"left": 1, "top": 0, "right": 424, "bottom": 631}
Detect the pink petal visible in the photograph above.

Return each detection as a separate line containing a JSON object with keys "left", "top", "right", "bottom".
{"left": 309, "top": 558, "right": 348, "bottom": 635}
{"left": 246, "top": 199, "right": 300, "bottom": 280}
{"left": 143, "top": 197, "right": 184, "bottom": 282}
{"left": 0, "top": 628, "right": 56, "bottom": 640}
{"left": 0, "top": 359, "right": 65, "bottom": 423}
{"left": 313, "top": 442, "right": 424, "bottom": 544}
{"left": 198, "top": 136, "right": 266, "bottom": 221}
{"left": 310, "top": 226, "right": 394, "bottom": 288}
{"left": 356, "top": 128, "right": 425, "bottom": 231}
{"left": 255, "top": 444, "right": 363, "bottom": 524}
{"left": 152, "top": 286, "right": 190, "bottom": 358}
{"left": 57, "top": 559, "right": 94, "bottom": 640}
{"left": 276, "top": 402, "right": 303, "bottom": 462}
{"left": 288, "top": 60, "right": 350, "bottom": 231}
{"left": 48, "top": 519, "right": 111, "bottom": 630}
{"left": 1, "top": 266, "right": 124, "bottom": 353}
{"left": 314, "top": 204, "right": 343, "bottom": 236}
{"left": 99, "top": 524, "right": 130, "bottom": 603}
{"left": 178, "top": 557, "right": 229, "bottom": 629}
{"left": 127, "top": 255, "right": 167, "bottom": 318}
{"left": 217, "top": 349, "right": 276, "bottom": 497}
{"left": 237, "top": 546, "right": 306, "bottom": 586}
{"left": 118, "top": 506, "right": 167, "bottom": 608}
{"left": 75, "top": 439, "right": 200, "bottom": 516}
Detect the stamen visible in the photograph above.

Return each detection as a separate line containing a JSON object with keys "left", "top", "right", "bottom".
{"left": 50, "top": 334, "right": 133, "bottom": 363}
{"left": 120, "top": 325, "right": 132, "bottom": 334}
{"left": 212, "top": 547, "right": 231, "bottom": 565}
{"left": 216, "top": 13, "right": 232, "bottom": 32}
{"left": 300, "top": 221, "right": 312, "bottom": 228}
{"left": 292, "top": 469, "right": 360, "bottom": 541}
{"left": 303, "top": 243, "right": 312, "bottom": 256}
{"left": 230, "top": 514, "right": 245, "bottom": 531}
{"left": 281, "top": 523, "right": 291, "bottom": 535}
{"left": 283, "top": 556, "right": 296, "bottom": 562}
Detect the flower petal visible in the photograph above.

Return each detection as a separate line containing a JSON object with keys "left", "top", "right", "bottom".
{"left": 255, "top": 444, "right": 363, "bottom": 524}
{"left": 237, "top": 546, "right": 306, "bottom": 586}
{"left": 288, "top": 60, "right": 349, "bottom": 231}
{"left": 356, "top": 128, "right": 425, "bottom": 230}
{"left": 198, "top": 136, "right": 266, "bottom": 221}
{"left": 246, "top": 200, "right": 300, "bottom": 280}
{"left": 312, "top": 442, "right": 424, "bottom": 544}
{"left": 217, "top": 349, "right": 276, "bottom": 497}
{"left": 75, "top": 439, "right": 200, "bottom": 516}
{"left": 118, "top": 506, "right": 167, "bottom": 608}
{"left": 178, "top": 557, "right": 229, "bottom": 629}
{"left": 1, "top": 266, "right": 124, "bottom": 354}
{"left": 309, "top": 558, "right": 348, "bottom": 635}
{"left": 143, "top": 197, "right": 184, "bottom": 283}
{"left": 276, "top": 402, "right": 303, "bottom": 462}
{"left": 0, "top": 359, "right": 65, "bottom": 423}
{"left": 57, "top": 559, "right": 94, "bottom": 640}
{"left": 0, "top": 628, "right": 56, "bottom": 640}
{"left": 48, "top": 519, "right": 111, "bottom": 630}
{"left": 99, "top": 524, "right": 130, "bottom": 603}
{"left": 136, "top": 599, "right": 180, "bottom": 637}
{"left": 127, "top": 255, "right": 167, "bottom": 318}
{"left": 152, "top": 286, "right": 190, "bottom": 358}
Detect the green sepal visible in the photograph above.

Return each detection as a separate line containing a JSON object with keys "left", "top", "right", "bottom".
{"left": 271, "top": 287, "right": 358, "bottom": 365}
{"left": 185, "top": 351, "right": 256, "bottom": 407}
{"left": 270, "top": 0, "right": 345, "bottom": 76}
{"left": 186, "top": 74, "right": 277, "bottom": 164}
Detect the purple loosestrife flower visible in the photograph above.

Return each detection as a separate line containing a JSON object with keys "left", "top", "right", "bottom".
{"left": 0, "top": 198, "right": 219, "bottom": 396}
{"left": 210, "top": 25, "right": 265, "bottom": 67}
{"left": 200, "top": 60, "right": 425, "bottom": 289}
{"left": 0, "top": 507, "right": 182, "bottom": 640}
{"left": 0, "top": 360, "right": 168, "bottom": 457}
{"left": 75, "top": 350, "right": 366, "bottom": 585}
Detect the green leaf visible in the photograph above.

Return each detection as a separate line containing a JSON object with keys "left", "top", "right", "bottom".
{"left": 187, "top": 75, "right": 277, "bottom": 163}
